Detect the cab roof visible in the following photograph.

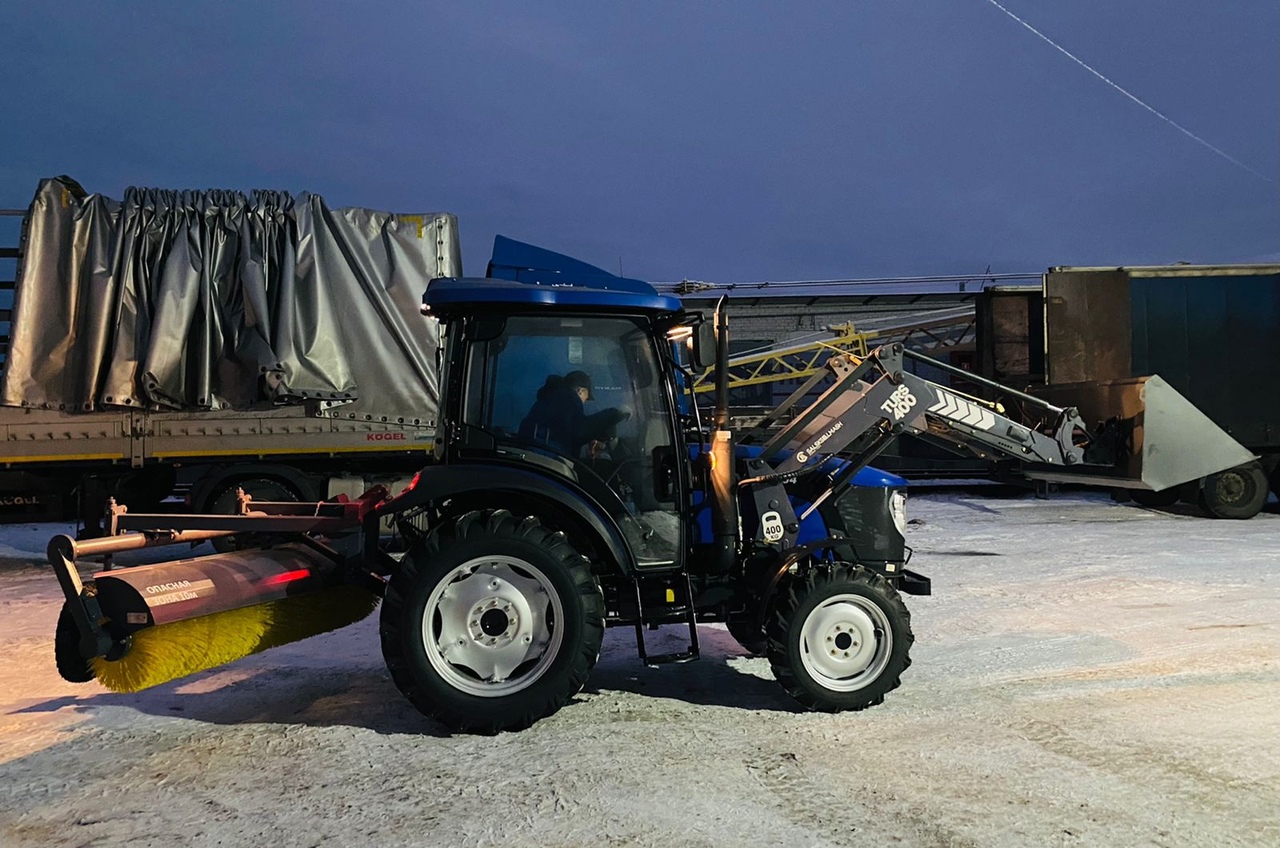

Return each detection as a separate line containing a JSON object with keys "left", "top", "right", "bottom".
{"left": 424, "top": 235, "right": 683, "bottom": 315}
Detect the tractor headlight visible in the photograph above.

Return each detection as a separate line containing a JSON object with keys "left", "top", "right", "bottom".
{"left": 890, "top": 490, "right": 908, "bottom": 537}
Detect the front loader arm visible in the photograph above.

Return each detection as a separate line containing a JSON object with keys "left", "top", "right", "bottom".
{"left": 757, "top": 353, "right": 904, "bottom": 477}
{"left": 896, "top": 372, "right": 1086, "bottom": 467}
{"left": 757, "top": 344, "right": 1091, "bottom": 478}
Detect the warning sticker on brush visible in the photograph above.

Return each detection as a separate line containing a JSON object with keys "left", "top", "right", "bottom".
{"left": 143, "top": 579, "right": 215, "bottom": 606}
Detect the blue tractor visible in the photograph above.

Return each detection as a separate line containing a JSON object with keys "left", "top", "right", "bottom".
{"left": 53, "top": 238, "right": 950, "bottom": 734}
{"left": 372, "top": 238, "right": 930, "bottom": 731}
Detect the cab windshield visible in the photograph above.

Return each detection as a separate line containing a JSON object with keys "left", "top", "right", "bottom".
{"left": 463, "top": 314, "right": 681, "bottom": 566}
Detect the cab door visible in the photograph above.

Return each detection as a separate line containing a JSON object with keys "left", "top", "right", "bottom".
{"left": 462, "top": 313, "right": 684, "bottom": 568}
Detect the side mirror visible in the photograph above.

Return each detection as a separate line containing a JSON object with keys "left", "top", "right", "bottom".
{"left": 690, "top": 322, "right": 717, "bottom": 371}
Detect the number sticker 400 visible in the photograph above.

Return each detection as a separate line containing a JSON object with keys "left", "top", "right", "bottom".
{"left": 880, "top": 385, "right": 917, "bottom": 420}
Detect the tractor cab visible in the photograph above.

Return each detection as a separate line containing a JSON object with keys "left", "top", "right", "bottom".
{"left": 422, "top": 264, "right": 699, "bottom": 572}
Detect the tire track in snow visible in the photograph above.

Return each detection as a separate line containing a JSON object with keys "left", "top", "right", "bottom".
{"left": 744, "top": 748, "right": 977, "bottom": 848}
{"left": 1008, "top": 716, "right": 1280, "bottom": 847}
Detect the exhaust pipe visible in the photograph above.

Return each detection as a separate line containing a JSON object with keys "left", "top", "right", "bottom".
{"left": 709, "top": 297, "right": 738, "bottom": 573}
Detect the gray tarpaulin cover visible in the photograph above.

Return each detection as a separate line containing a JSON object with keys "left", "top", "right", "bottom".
{"left": 2, "top": 177, "right": 458, "bottom": 421}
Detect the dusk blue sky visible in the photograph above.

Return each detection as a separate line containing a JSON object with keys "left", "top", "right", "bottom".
{"left": 3, "top": 1, "right": 1277, "bottom": 282}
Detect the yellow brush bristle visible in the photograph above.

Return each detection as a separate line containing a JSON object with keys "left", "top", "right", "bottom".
{"left": 91, "top": 586, "right": 380, "bottom": 693}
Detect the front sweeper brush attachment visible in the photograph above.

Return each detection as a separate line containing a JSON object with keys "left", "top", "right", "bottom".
{"left": 51, "top": 491, "right": 385, "bottom": 692}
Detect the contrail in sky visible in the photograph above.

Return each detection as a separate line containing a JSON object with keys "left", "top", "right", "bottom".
{"left": 983, "top": 0, "right": 1274, "bottom": 184}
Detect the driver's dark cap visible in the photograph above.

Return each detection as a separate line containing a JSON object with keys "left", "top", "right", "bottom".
{"left": 564, "top": 370, "right": 593, "bottom": 400}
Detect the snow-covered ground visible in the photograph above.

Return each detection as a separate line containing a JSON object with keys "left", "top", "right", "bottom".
{"left": 1, "top": 492, "right": 1278, "bottom": 847}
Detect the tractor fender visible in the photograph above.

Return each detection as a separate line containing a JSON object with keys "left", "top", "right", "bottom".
{"left": 751, "top": 537, "right": 929, "bottom": 628}
{"left": 377, "top": 464, "right": 638, "bottom": 575}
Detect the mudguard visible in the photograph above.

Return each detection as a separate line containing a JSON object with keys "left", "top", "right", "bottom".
{"left": 377, "top": 463, "right": 639, "bottom": 575}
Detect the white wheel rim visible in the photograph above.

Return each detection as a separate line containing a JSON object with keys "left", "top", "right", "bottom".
{"left": 422, "top": 555, "right": 564, "bottom": 697}
{"left": 797, "top": 592, "right": 892, "bottom": 692}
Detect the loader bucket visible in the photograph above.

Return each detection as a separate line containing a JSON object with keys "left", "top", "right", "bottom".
{"left": 1030, "top": 375, "right": 1256, "bottom": 491}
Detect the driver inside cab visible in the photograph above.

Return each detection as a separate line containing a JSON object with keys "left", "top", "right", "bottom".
{"left": 518, "top": 370, "right": 630, "bottom": 457}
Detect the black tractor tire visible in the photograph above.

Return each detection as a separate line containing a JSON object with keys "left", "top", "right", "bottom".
{"left": 55, "top": 601, "right": 95, "bottom": 683}
{"left": 766, "top": 563, "right": 913, "bottom": 713}
{"left": 380, "top": 509, "right": 605, "bottom": 733}
{"left": 1130, "top": 488, "right": 1181, "bottom": 508}
{"left": 1199, "top": 463, "right": 1268, "bottom": 520}
{"left": 207, "top": 477, "right": 303, "bottom": 552}
{"left": 726, "top": 612, "right": 768, "bottom": 657}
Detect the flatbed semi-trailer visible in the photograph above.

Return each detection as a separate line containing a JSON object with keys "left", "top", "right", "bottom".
{"left": 0, "top": 178, "right": 455, "bottom": 528}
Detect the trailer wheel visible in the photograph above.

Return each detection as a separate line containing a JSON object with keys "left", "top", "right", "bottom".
{"left": 766, "top": 563, "right": 913, "bottom": 712}
{"left": 1199, "top": 462, "right": 1268, "bottom": 520}
{"left": 207, "top": 477, "right": 303, "bottom": 552}
{"left": 380, "top": 509, "right": 605, "bottom": 733}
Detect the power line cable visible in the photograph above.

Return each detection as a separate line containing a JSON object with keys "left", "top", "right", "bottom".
{"left": 654, "top": 271, "right": 1041, "bottom": 292}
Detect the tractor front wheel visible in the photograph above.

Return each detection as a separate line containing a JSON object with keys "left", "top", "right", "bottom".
{"left": 766, "top": 563, "right": 913, "bottom": 712}
{"left": 380, "top": 509, "right": 605, "bottom": 733}
{"left": 726, "top": 611, "right": 768, "bottom": 656}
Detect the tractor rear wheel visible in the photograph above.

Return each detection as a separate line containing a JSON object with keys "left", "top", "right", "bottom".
{"left": 380, "top": 509, "right": 605, "bottom": 733}
{"left": 766, "top": 563, "right": 913, "bottom": 712}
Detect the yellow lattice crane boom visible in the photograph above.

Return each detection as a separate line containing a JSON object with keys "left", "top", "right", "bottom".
{"left": 691, "top": 323, "right": 873, "bottom": 393}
